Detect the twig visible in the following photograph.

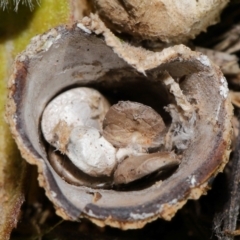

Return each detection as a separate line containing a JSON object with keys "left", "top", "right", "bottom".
{"left": 32, "top": 219, "right": 64, "bottom": 240}
{"left": 214, "top": 111, "right": 240, "bottom": 239}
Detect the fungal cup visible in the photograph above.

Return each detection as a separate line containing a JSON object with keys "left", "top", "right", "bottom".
{"left": 6, "top": 16, "right": 233, "bottom": 229}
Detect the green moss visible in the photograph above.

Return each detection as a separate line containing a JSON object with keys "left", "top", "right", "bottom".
{"left": 0, "top": 0, "right": 70, "bottom": 179}
{"left": 0, "top": 1, "right": 70, "bottom": 238}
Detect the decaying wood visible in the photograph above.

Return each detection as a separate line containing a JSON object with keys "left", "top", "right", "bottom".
{"left": 214, "top": 24, "right": 240, "bottom": 54}
{"left": 196, "top": 47, "right": 240, "bottom": 75}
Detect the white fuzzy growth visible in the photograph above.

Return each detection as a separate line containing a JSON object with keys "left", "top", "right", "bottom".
{"left": 188, "top": 175, "right": 197, "bottom": 187}
{"left": 165, "top": 104, "right": 196, "bottom": 151}
{"left": 130, "top": 212, "right": 155, "bottom": 220}
{"left": 197, "top": 55, "right": 211, "bottom": 67}
{"left": 77, "top": 23, "right": 92, "bottom": 34}
{"left": 67, "top": 127, "right": 116, "bottom": 177}
{"left": 163, "top": 72, "right": 196, "bottom": 151}
{"left": 41, "top": 87, "right": 110, "bottom": 143}
{"left": 219, "top": 77, "right": 228, "bottom": 99}
{"left": 168, "top": 198, "right": 178, "bottom": 205}
{"left": 215, "top": 103, "right": 221, "bottom": 121}
{"left": 50, "top": 191, "right": 57, "bottom": 198}
{"left": 191, "top": 176, "right": 196, "bottom": 186}
{"left": 55, "top": 34, "right": 62, "bottom": 41}
{"left": 42, "top": 39, "right": 53, "bottom": 51}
